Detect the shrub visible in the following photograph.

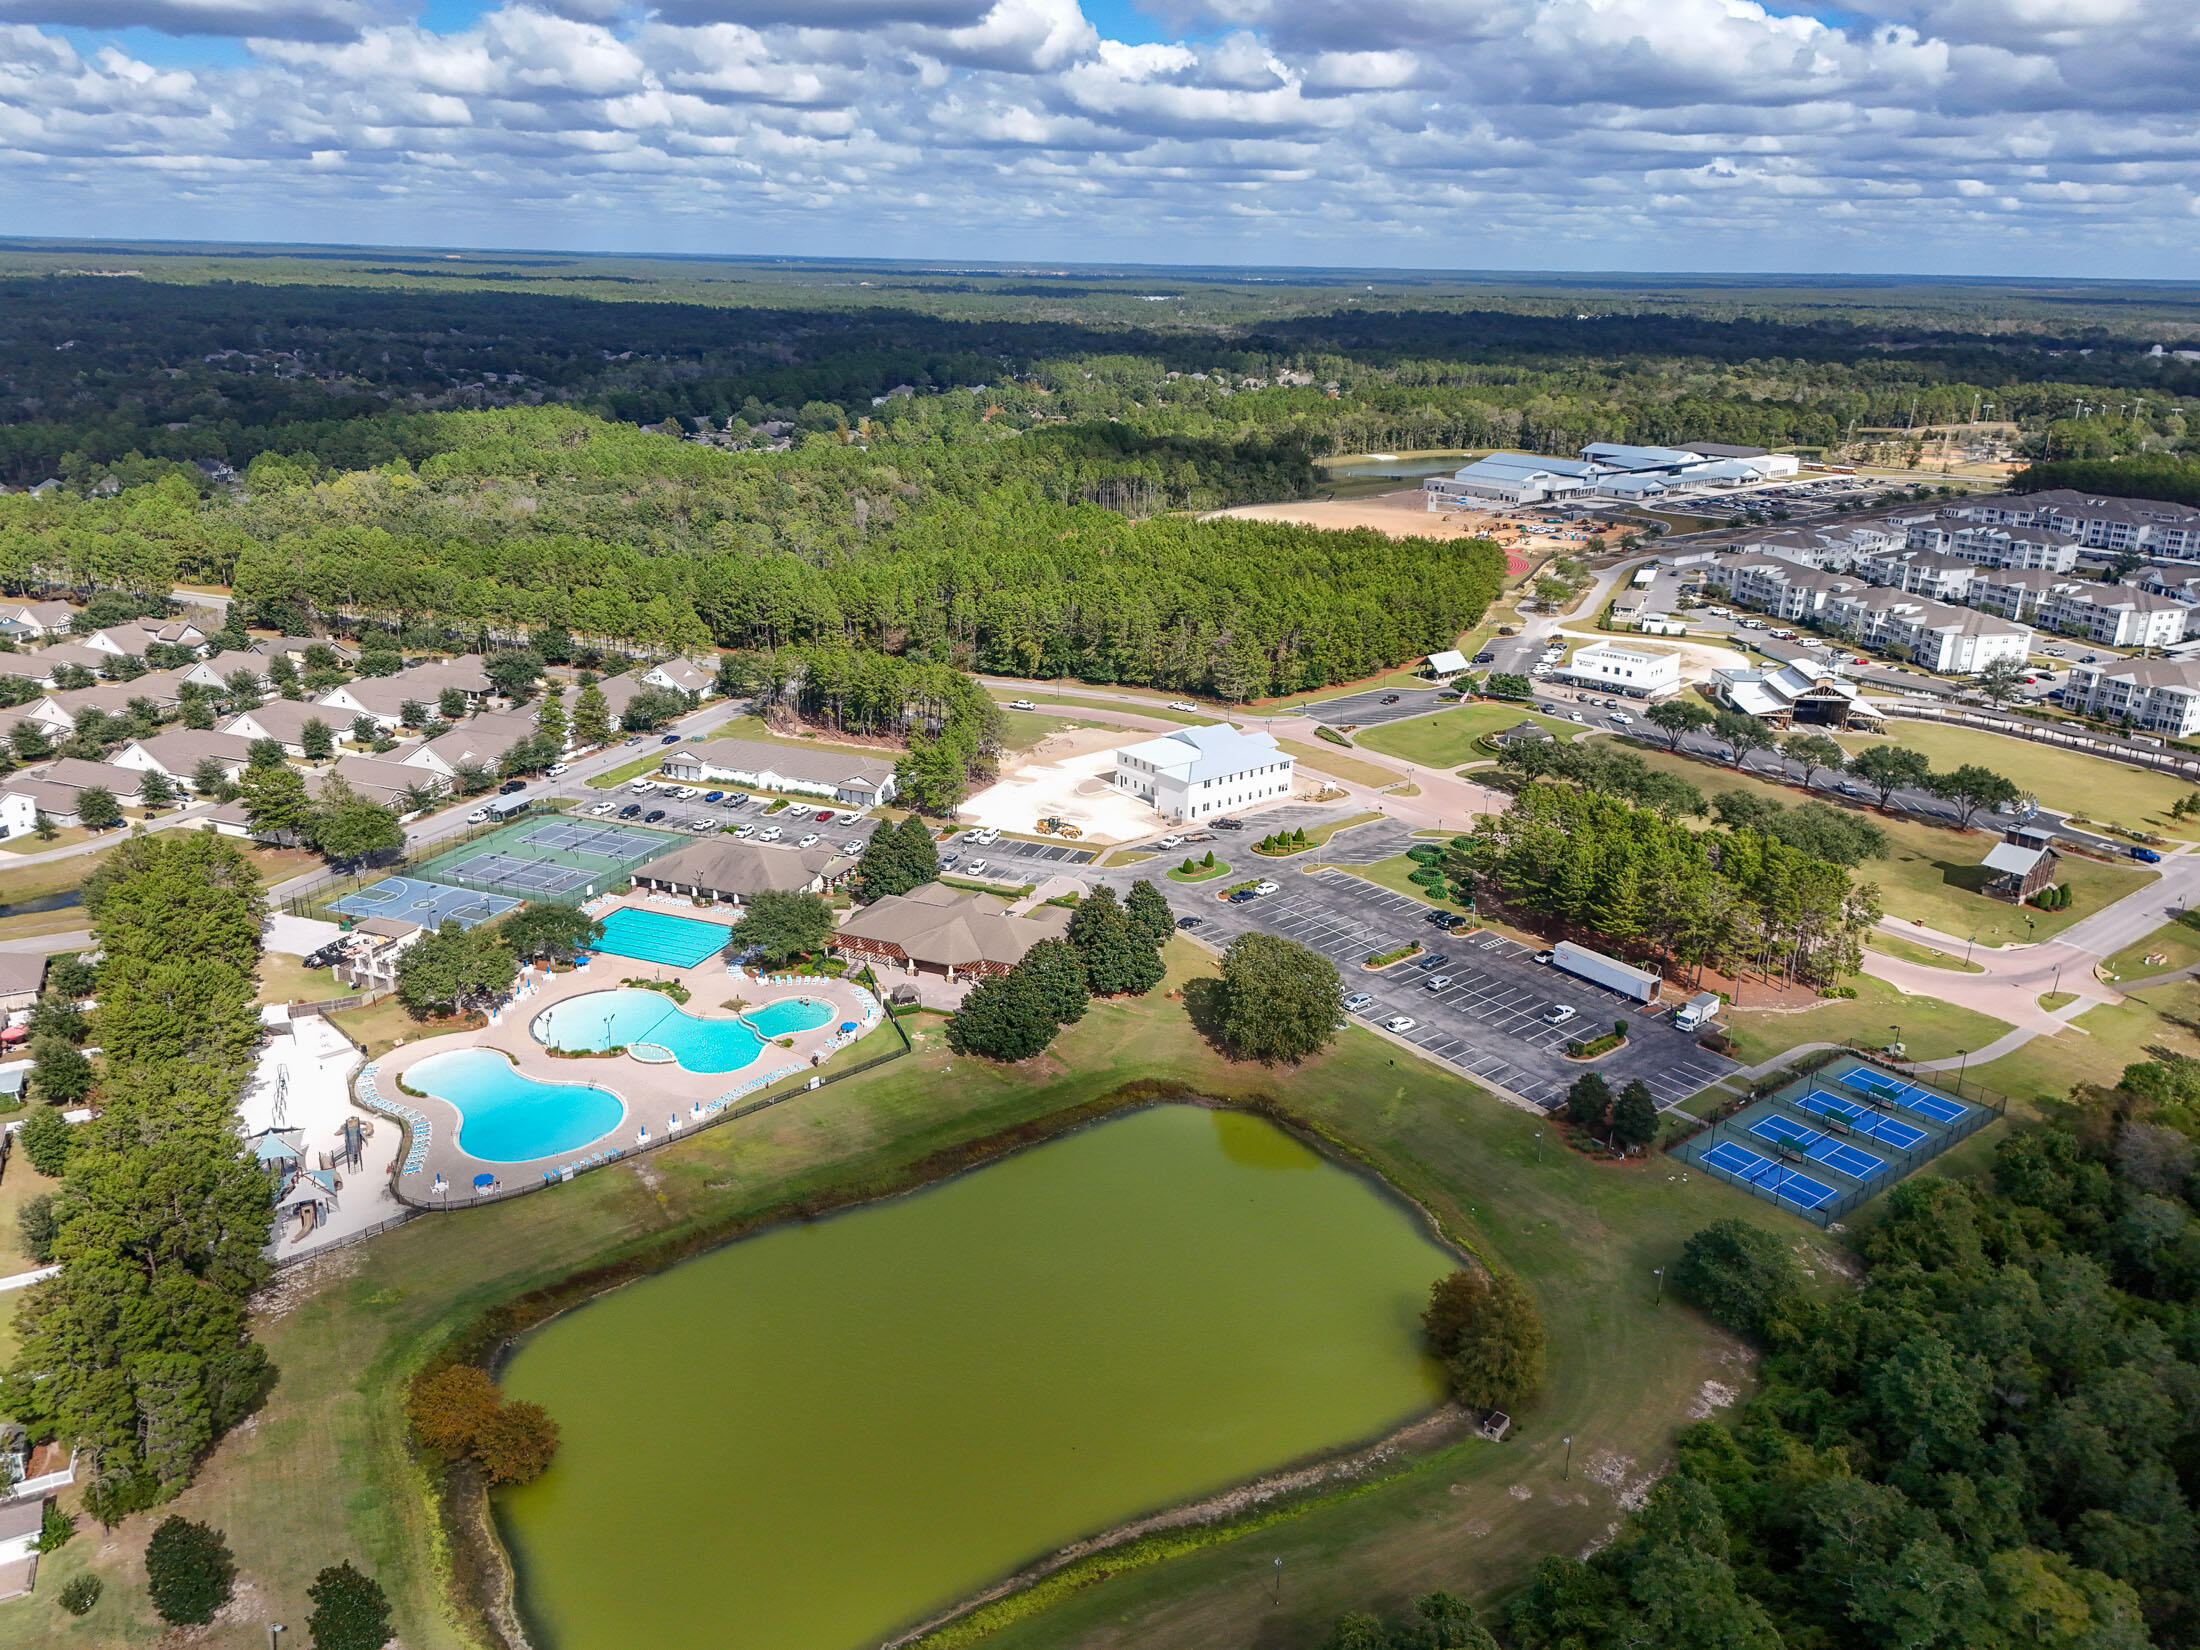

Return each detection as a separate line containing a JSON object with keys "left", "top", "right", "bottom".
{"left": 57, "top": 1574, "right": 102, "bottom": 1617}
{"left": 408, "top": 1365, "right": 500, "bottom": 1456}
{"left": 472, "top": 1400, "right": 561, "bottom": 1485}
{"left": 1673, "top": 1218, "right": 1809, "bottom": 1344}
{"left": 307, "top": 1561, "right": 394, "bottom": 1650}
{"left": 1180, "top": 857, "right": 1195, "bottom": 874}
{"left": 34, "top": 1501, "right": 75, "bottom": 1552}
{"left": 145, "top": 1516, "right": 234, "bottom": 1625}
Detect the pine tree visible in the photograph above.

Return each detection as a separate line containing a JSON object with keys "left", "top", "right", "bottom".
{"left": 1565, "top": 1071, "right": 1612, "bottom": 1130}
{"left": 536, "top": 690, "right": 568, "bottom": 748}
{"left": 572, "top": 682, "right": 612, "bottom": 748}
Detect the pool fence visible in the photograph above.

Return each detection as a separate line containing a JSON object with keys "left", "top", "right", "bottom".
{"left": 361, "top": 965, "right": 915, "bottom": 1214}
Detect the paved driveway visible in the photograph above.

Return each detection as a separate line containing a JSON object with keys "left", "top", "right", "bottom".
{"left": 1170, "top": 867, "right": 1735, "bottom": 1113}
{"left": 1304, "top": 686, "right": 1454, "bottom": 728}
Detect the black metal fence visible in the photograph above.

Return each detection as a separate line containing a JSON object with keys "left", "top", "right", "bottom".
{"left": 279, "top": 802, "right": 562, "bottom": 917}
{"left": 363, "top": 966, "right": 917, "bottom": 1214}
{"left": 1677, "top": 1046, "right": 2009, "bottom": 1228}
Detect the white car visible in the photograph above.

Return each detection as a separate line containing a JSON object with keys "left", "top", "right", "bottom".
{"left": 1158, "top": 834, "right": 1183, "bottom": 849}
{"left": 784, "top": 807, "right": 811, "bottom": 822}
{"left": 1609, "top": 711, "right": 1633, "bottom": 726}
{"left": 1543, "top": 1004, "right": 1577, "bottom": 1025}
{"left": 629, "top": 778, "right": 656, "bottom": 792}
{"left": 1569, "top": 711, "right": 1586, "bottom": 723}
{"left": 1383, "top": 1016, "right": 1419, "bottom": 1034}
{"left": 1253, "top": 880, "right": 1279, "bottom": 896}
{"left": 757, "top": 825, "right": 782, "bottom": 842}
{"left": 590, "top": 799, "right": 617, "bottom": 815}
{"left": 547, "top": 762, "right": 569, "bottom": 777}
{"left": 798, "top": 833, "right": 821, "bottom": 848}
{"left": 674, "top": 786, "right": 703, "bottom": 801}
{"left": 1424, "top": 975, "right": 1452, "bottom": 990}
{"left": 689, "top": 818, "right": 717, "bottom": 833}
{"left": 1007, "top": 698, "right": 1036, "bottom": 710}
{"left": 733, "top": 823, "right": 756, "bottom": 838}
{"left": 465, "top": 807, "right": 488, "bottom": 824}
{"left": 965, "top": 858, "right": 989, "bottom": 875}
{"left": 1167, "top": 700, "right": 1198, "bottom": 712}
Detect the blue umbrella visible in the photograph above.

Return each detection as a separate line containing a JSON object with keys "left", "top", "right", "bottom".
{"left": 840, "top": 1021, "right": 858, "bottom": 1033}
{"left": 473, "top": 1173, "right": 495, "bottom": 1190}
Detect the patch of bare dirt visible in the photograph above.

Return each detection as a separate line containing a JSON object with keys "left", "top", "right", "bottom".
{"left": 250, "top": 1246, "right": 362, "bottom": 1323}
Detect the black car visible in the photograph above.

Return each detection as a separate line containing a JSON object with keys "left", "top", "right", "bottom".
{"left": 660, "top": 733, "right": 681, "bottom": 745}
{"left": 617, "top": 803, "right": 642, "bottom": 819}
{"left": 498, "top": 778, "right": 526, "bottom": 794}
{"left": 643, "top": 809, "right": 668, "bottom": 823}
{"left": 1472, "top": 651, "right": 1496, "bottom": 665}
{"left": 1417, "top": 953, "right": 1449, "bottom": 970}
{"left": 1381, "top": 694, "right": 1401, "bottom": 705}
{"left": 1213, "top": 817, "right": 1244, "bottom": 831}
{"left": 1176, "top": 915, "right": 1204, "bottom": 930}
{"left": 1227, "top": 889, "right": 1258, "bottom": 903}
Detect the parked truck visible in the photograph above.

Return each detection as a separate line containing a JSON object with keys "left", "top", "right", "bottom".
{"left": 1549, "top": 940, "right": 1661, "bottom": 1004}
{"left": 1672, "top": 990, "right": 1722, "bottom": 1033}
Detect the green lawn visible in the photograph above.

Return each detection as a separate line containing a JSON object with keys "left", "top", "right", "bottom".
{"left": 1165, "top": 860, "right": 1231, "bottom": 883}
{"left": 1357, "top": 703, "right": 1578, "bottom": 768}
{"left": 586, "top": 750, "right": 667, "bottom": 789}
{"left": 1274, "top": 738, "right": 1404, "bottom": 790}
{"left": 997, "top": 709, "right": 1098, "bottom": 750}
{"left": 1622, "top": 745, "right": 2153, "bottom": 946}
{"left": 1971, "top": 978, "right": 2200, "bottom": 1105}
{"left": 0, "top": 1155, "right": 61, "bottom": 1276}
{"left": 1721, "top": 972, "right": 2012, "bottom": 1067}
{"left": 1863, "top": 931, "right": 1985, "bottom": 972}
{"left": 2100, "top": 914, "right": 2200, "bottom": 984}
{"left": 1328, "top": 854, "right": 1457, "bottom": 911}
{"left": 1835, "top": 719, "right": 2200, "bottom": 841}
{"left": 0, "top": 943, "right": 1826, "bottom": 1650}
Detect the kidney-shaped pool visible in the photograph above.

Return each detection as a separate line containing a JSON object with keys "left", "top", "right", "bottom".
{"left": 534, "top": 988, "right": 836, "bottom": 1073}
{"left": 495, "top": 1104, "right": 1455, "bottom": 1650}
{"left": 406, "top": 1047, "right": 626, "bottom": 1163}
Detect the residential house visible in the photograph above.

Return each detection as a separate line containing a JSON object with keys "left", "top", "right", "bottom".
{"left": 2061, "top": 657, "right": 2200, "bottom": 737}
{"left": 0, "top": 600, "right": 77, "bottom": 637}
{"left": 0, "top": 792, "right": 34, "bottom": 840}
{"left": 334, "top": 753, "right": 444, "bottom": 811}
{"left": 316, "top": 655, "right": 490, "bottom": 731}
{"left": 0, "top": 1490, "right": 47, "bottom": 1602}
{"left": 83, "top": 619, "right": 205, "bottom": 659}
{"left": 251, "top": 634, "right": 359, "bottom": 667}
{"left": 659, "top": 737, "right": 899, "bottom": 808}
{"left": 1109, "top": 724, "right": 1296, "bottom": 822}
{"left": 833, "top": 883, "right": 1073, "bottom": 981}
{"left": 221, "top": 699, "right": 347, "bottom": 757}
{"left": 0, "top": 952, "right": 47, "bottom": 1012}
{"left": 640, "top": 657, "right": 713, "bottom": 697}
{"left": 19, "top": 641, "right": 116, "bottom": 685}
{"left": 0, "top": 777, "right": 89, "bottom": 828}
{"left": 112, "top": 728, "right": 258, "bottom": 790}
{"left": 31, "top": 756, "right": 145, "bottom": 806}
{"left": 402, "top": 708, "right": 541, "bottom": 779}
{"left": 632, "top": 838, "right": 855, "bottom": 906}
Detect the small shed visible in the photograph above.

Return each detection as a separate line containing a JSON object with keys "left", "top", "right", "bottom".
{"left": 1425, "top": 649, "right": 1470, "bottom": 680}
{"left": 1981, "top": 827, "right": 2059, "bottom": 904}
{"left": 1491, "top": 720, "right": 1555, "bottom": 750}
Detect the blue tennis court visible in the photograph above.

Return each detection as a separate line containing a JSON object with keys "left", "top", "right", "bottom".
{"left": 1791, "top": 1090, "right": 1929, "bottom": 1149}
{"left": 1840, "top": 1064, "right": 1970, "bottom": 1124}
{"left": 1701, "top": 1140, "right": 1839, "bottom": 1210}
{"left": 591, "top": 906, "right": 734, "bottom": 969}
{"left": 1749, "top": 1114, "right": 1886, "bottom": 1180}
{"left": 330, "top": 875, "right": 518, "bottom": 929}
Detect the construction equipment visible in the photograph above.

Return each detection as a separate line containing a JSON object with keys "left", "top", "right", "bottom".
{"left": 1035, "top": 816, "right": 1084, "bottom": 840}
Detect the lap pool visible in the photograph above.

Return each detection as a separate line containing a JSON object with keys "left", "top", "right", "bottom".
{"left": 535, "top": 989, "right": 836, "bottom": 1073}
{"left": 590, "top": 907, "right": 735, "bottom": 969}
{"left": 407, "top": 1048, "right": 625, "bottom": 1163}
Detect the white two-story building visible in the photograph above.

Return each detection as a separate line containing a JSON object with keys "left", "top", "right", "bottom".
{"left": 1110, "top": 725, "right": 1295, "bottom": 823}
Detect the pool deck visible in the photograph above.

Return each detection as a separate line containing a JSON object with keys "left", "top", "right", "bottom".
{"left": 357, "top": 895, "right": 884, "bottom": 1203}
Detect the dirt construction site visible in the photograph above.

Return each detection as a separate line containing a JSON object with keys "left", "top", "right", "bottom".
{"left": 958, "top": 729, "right": 1164, "bottom": 844}
{"left": 1210, "top": 489, "right": 1604, "bottom": 562}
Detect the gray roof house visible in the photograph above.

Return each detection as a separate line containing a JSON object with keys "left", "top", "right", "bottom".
{"left": 660, "top": 737, "right": 897, "bottom": 807}
{"left": 634, "top": 839, "right": 854, "bottom": 905}
{"left": 113, "top": 728, "right": 259, "bottom": 788}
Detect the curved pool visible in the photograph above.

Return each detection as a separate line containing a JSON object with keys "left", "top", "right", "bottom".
{"left": 407, "top": 1048, "right": 625, "bottom": 1163}
{"left": 743, "top": 996, "right": 837, "bottom": 1038}
{"left": 535, "top": 988, "right": 762, "bottom": 1073}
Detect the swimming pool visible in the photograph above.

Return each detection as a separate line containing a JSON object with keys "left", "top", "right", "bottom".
{"left": 408, "top": 1048, "right": 625, "bottom": 1163}
{"left": 744, "top": 996, "right": 837, "bottom": 1037}
{"left": 536, "top": 989, "right": 758, "bottom": 1073}
{"left": 591, "top": 907, "right": 735, "bottom": 969}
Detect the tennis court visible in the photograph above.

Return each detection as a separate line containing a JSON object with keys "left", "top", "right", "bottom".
{"left": 591, "top": 906, "right": 735, "bottom": 969}
{"left": 1669, "top": 1056, "right": 2002, "bottom": 1226}
{"left": 329, "top": 875, "right": 518, "bottom": 930}
{"left": 1840, "top": 1063, "right": 1970, "bottom": 1124}
{"left": 1700, "top": 1140, "right": 1839, "bottom": 1212}
{"left": 525, "top": 821, "right": 676, "bottom": 860}
{"left": 412, "top": 814, "right": 686, "bottom": 905}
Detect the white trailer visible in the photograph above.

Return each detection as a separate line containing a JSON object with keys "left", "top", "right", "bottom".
{"left": 1550, "top": 940, "right": 1661, "bottom": 1004}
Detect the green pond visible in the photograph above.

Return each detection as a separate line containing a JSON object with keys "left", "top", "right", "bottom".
{"left": 495, "top": 1105, "right": 1455, "bottom": 1650}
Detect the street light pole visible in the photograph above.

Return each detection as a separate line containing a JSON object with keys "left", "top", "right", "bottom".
{"left": 269, "top": 1626, "right": 286, "bottom": 1650}
{"left": 1654, "top": 1267, "right": 1664, "bottom": 1305}
{"left": 1957, "top": 1048, "right": 1970, "bottom": 1093}
{"left": 1272, "top": 1557, "right": 1283, "bottom": 1604}
{"left": 1534, "top": 1131, "right": 1542, "bottom": 1164}
{"left": 1562, "top": 1436, "right": 1573, "bottom": 1480}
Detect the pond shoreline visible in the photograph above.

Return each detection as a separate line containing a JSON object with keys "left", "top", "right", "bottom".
{"left": 429, "top": 1080, "right": 1478, "bottom": 1650}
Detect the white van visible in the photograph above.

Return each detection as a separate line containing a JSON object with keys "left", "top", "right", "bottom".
{"left": 1673, "top": 991, "right": 1722, "bottom": 1033}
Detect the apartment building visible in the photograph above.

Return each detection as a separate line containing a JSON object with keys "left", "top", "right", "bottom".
{"left": 1709, "top": 556, "right": 1861, "bottom": 621}
{"left": 1821, "top": 588, "right": 2033, "bottom": 675}
{"left": 1970, "top": 567, "right": 2068, "bottom": 623}
{"left": 1852, "top": 547, "right": 1981, "bottom": 602}
{"left": 2037, "top": 584, "right": 2193, "bottom": 649}
{"left": 1948, "top": 490, "right": 2200, "bottom": 560}
{"left": 1904, "top": 519, "right": 2081, "bottom": 572}
{"left": 2062, "top": 657, "right": 2200, "bottom": 736}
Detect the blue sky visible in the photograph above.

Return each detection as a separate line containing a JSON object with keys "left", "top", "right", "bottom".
{"left": 3, "top": 0, "right": 2193, "bottom": 277}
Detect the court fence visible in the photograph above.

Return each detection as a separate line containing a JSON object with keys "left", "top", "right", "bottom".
{"left": 1680, "top": 1047, "right": 2008, "bottom": 1228}
{"left": 279, "top": 804, "right": 561, "bottom": 917}
{"left": 374, "top": 966, "right": 916, "bottom": 1215}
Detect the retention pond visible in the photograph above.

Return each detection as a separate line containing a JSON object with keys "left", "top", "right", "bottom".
{"left": 495, "top": 1104, "right": 1455, "bottom": 1650}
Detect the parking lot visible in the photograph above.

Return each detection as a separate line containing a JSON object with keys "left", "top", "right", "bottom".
{"left": 1305, "top": 684, "right": 1454, "bottom": 728}
{"left": 968, "top": 835, "right": 1096, "bottom": 867}
{"left": 1166, "top": 868, "right": 1735, "bottom": 1113}
{"left": 576, "top": 790, "right": 881, "bottom": 855}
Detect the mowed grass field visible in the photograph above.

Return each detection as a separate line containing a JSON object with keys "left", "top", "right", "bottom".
{"left": 1834, "top": 720, "right": 2200, "bottom": 840}
{"left": 2, "top": 943, "right": 1822, "bottom": 1650}
{"left": 1622, "top": 745, "right": 2153, "bottom": 946}
{"left": 1274, "top": 738, "right": 1406, "bottom": 789}
{"left": 2100, "top": 915, "right": 2200, "bottom": 983}
{"left": 1355, "top": 703, "right": 1580, "bottom": 768}
{"left": 1973, "top": 978, "right": 2200, "bottom": 1104}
